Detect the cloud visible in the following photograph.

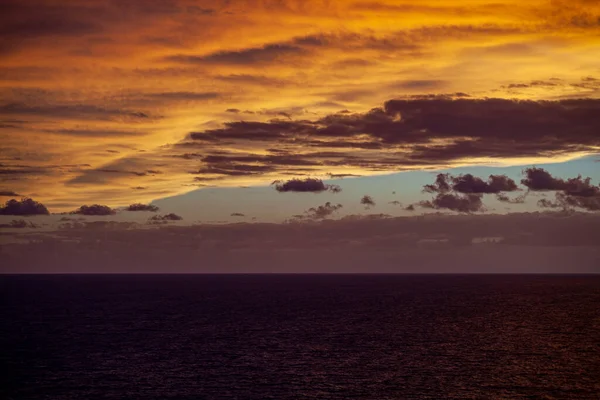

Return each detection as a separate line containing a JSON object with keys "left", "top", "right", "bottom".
{"left": 0, "top": 190, "right": 20, "bottom": 197}
{"left": 419, "top": 193, "right": 485, "bottom": 213}
{"left": 328, "top": 173, "right": 362, "bottom": 178}
{"left": 521, "top": 167, "right": 599, "bottom": 196}
{"left": 181, "top": 99, "right": 600, "bottom": 174}
{"left": 230, "top": 212, "right": 245, "bottom": 217}
{"left": 0, "top": 103, "right": 151, "bottom": 122}
{"left": 521, "top": 167, "right": 600, "bottom": 211}
{"left": 305, "top": 202, "right": 343, "bottom": 219}
{"left": 5, "top": 212, "right": 600, "bottom": 273}
{"left": 273, "top": 178, "right": 341, "bottom": 193}
{"left": 425, "top": 173, "right": 518, "bottom": 194}
{"left": 496, "top": 193, "right": 527, "bottom": 204}
{"left": 125, "top": 203, "right": 159, "bottom": 212}
{"left": 0, "top": 197, "right": 49, "bottom": 215}
{"left": 71, "top": 204, "right": 116, "bottom": 216}
{"left": 360, "top": 195, "right": 376, "bottom": 208}
{"left": 166, "top": 44, "right": 305, "bottom": 65}
{"left": 148, "top": 213, "right": 183, "bottom": 224}
{"left": 145, "top": 91, "right": 221, "bottom": 101}
{"left": 0, "top": 219, "right": 39, "bottom": 228}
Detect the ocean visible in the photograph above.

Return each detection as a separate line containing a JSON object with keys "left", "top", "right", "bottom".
{"left": 1, "top": 274, "right": 599, "bottom": 399}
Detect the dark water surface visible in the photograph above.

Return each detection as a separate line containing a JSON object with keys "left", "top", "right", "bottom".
{"left": 1, "top": 274, "right": 599, "bottom": 399}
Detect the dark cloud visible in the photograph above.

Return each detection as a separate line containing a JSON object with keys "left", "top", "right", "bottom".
{"left": 71, "top": 204, "right": 116, "bottom": 216}
{"left": 181, "top": 99, "right": 600, "bottom": 169}
{"left": 195, "top": 164, "right": 276, "bottom": 177}
{"left": 390, "top": 79, "right": 447, "bottom": 90}
{"left": 420, "top": 172, "right": 519, "bottom": 212}
{"left": 423, "top": 173, "right": 452, "bottom": 193}
{"left": 125, "top": 203, "right": 159, "bottom": 212}
{"left": 419, "top": 193, "right": 485, "bottom": 213}
{"left": 0, "top": 197, "right": 49, "bottom": 215}
{"left": 148, "top": 213, "right": 183, "bottom": 224}
{"left": 522, "top": 167, "right": 599, "bottom": 197}
{"left": 225, "top": 108, "right": 241, "bottom": 113}
{"left": 230, "top": 212, "right": 245, "bottom": 217}
{"left": 504, "top": 80, "right": 558, "bottom": 89}
{"left": 0, "top": 219, "right": 39, "bottom": 228}
{"left": 0, "top": 190, "right": 20, "bottom": 197}
{"left": 145, "top": 91, "right": 221, "bottom": 101}
{"left": 360, "top": 195, "right": 376, "bottom": 208}
{"left": 405, "top": 204, "right": 416, "bottom": 211}
{"left": 44, "top": 129, "right": 147, "bottom": 138}
{"left": 527, "top": 169, "right": 600, "bottom": 211}
{"left": 496, "top": 193, "right": 527, "bottom": 204}
{"left": 167, "top": 44, "right": 305, "bottom": 65}
{"left": 424, "top": 173, "right": 518, "bottom": 194}
{"left": 273, "top": 178, "right": 341, "bottom": 193}
{"left": 327, "top": 173, "right": 362, "bottom": 178}
{"left": 389, "top": 200, "right": 402, "bottom": 206}
{"left": 96, "top": 169, "right": 161, "bottom": 177}
{"left": 214, "top": 74, "right": 289, "bottom": 87}
{"left": 305, "top": 202, "right": 343, "bottom": 219}
{"left": 0, "top": 103, "right": 151, "bottom": 121}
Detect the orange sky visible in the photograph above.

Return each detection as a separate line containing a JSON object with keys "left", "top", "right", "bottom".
{"left": 1, "top": 0, "right": 600, "bottom": 211}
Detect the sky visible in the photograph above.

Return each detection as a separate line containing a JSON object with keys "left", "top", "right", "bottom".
{"left": 1, "top": 0, "right": 600, "bottom": 273}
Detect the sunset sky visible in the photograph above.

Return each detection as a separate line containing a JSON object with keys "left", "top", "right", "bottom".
{"left": 1, "top": 0, "right": 600, "bottom": 272}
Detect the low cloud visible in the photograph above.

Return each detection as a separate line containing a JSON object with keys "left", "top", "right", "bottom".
{"left": 496, "top": 193, "right": 527, "bottom": 204}
{"left": 125, "top": 203, "right": 159, "bottom": 212}
{"left": 4, "top": 212, "right": 600, "bottom": 273}
{"left": 523, "top": 168, "right": 600, "bottom": 211}
{"left": 305, "top": 202, "right": 343, "bottom": 219}
{"left": 0, "top": 219, "right": 39, "bottom": 228}
{"left": 522, "top": 167, "right": 599, "bottom": 197}
{"left": 0, "top": 198, "right": 49, "bottom": 215}
{"left": 360, "top": 195, "right": 376, "bottom": 208}
{"left": 419, "top": 193, "right": 485, "bottom": 213}
{"left": 230, "top": 212, "right": 245, "bottom": 217}
{"left": 425, "top": 173, "right": 518, "bottom": 194}
{"left": 0, "top": 190, "right": 20, "bottom": 196}
{"left": 273, "top": 178, "right": 341, "bottom": 193}
{"left": 148, "top": 213, "right": 183, "bottom": 224}
{"left": 71, "top": 204, "right": 116, "bottom": 216}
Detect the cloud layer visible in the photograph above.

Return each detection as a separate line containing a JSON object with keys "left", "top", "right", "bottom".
{"left": 1, "top": 0, "right": 599, "bottom": 210}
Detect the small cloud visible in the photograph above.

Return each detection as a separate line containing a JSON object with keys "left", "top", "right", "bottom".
{"left": 389, "top": 200, "right": 402, "bottom": 206}
{"left": 327, "top": 173, "right": 362, "bottom": 178}
{"left": 148, "top": 213, "right": 183, "bottom": 224}
{"left": 273, "top": 178, "right": 341, "bottom": 193}
{"left": 305, "top": 202, "right": 343, "bottom": 219}
{"left": 496, "top": 193, "right": 527, "bottom": 204}
{"left": 225, "top": 108, "right": 241, "bottom": 113}
{"left": 71, "top": 204, "right": 116, "bottom": 216}
{"left": 125, "top": 203, "right": 159, "bottom": 212}
{"left": 0, "top": 198, "right": 49, "bottom": 215}
{"left": 360, "top": 195, "right": 376, "bottom": 208}
{"left": 0, "top": 190, "right": 21, "bottom": 197}
{"left": 231, "top": 212, "right": 245, "bottom": 217}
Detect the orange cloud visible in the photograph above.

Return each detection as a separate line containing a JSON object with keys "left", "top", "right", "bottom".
{"left": 1, "top": 0, "right": 599, "bottom": 210}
